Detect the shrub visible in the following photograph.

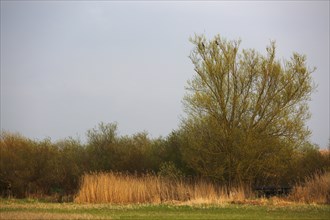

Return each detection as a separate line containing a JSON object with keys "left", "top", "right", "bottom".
{"left": 158, "top": 161, "right": 184, "bottom": 179}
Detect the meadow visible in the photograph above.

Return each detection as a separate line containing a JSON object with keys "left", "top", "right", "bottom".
{"left": 1, "top": 198, "right": 330, "bottom": 220}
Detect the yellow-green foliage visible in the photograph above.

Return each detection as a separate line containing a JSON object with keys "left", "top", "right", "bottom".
{"left": 182, "top": 34, "right": 315, "bottom": 186}
{"left": 75, "top": 172, "right": 250, "bottom": 204}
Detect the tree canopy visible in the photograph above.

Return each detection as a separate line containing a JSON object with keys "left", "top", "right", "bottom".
{"left": 181, "top": 34, "right": 316, "bottom": 186}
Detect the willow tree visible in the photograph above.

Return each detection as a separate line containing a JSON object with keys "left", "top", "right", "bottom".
{"left": 181, "top": 34, "right": 315, "bottom": 186}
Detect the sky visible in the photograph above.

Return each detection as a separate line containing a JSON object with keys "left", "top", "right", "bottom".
{"left": 1, "top": 1, "right": 329, "bottom": 148}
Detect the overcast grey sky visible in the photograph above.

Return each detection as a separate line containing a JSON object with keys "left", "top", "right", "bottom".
{"left": 1, "top": 1, "right": 329, "bottom": 148}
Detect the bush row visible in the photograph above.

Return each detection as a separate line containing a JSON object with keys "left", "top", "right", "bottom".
{"left": 0, "top": 122, "right": 329, "bottom": 198}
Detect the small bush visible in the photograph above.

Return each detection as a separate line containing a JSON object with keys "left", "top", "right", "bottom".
{"left": 158, "top": 162, "right": 184, "bottom": 179}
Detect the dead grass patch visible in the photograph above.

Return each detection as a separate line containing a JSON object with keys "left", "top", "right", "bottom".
{"left": 0, "top": 211, "right": 102, "bottom": 220}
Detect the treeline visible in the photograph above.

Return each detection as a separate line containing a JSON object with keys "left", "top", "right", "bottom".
{"left": 0, "top": 122, "right": 329, "bottom": 198}
{"left": 0, "top": 122, "right": 187, "bottom": 198}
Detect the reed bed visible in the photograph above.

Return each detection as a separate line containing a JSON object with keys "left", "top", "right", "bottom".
{"left": 289, "top": 172, "right": 330, "bottom": 204}
{"left": 74, "top": 172, "right": 250, "bottom": 204}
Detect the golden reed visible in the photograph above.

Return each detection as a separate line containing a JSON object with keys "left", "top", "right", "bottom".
{"left": 74, "top": 172, "right": 250, "bottom": 204}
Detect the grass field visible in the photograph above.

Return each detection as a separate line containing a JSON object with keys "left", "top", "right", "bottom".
{"left": 1, "top": 199, "right": 329, "bottom": 219}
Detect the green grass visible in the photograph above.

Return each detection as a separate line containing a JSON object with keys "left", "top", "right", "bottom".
{"left": 0, "top": 199, "right": 329, "bottom": 219}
